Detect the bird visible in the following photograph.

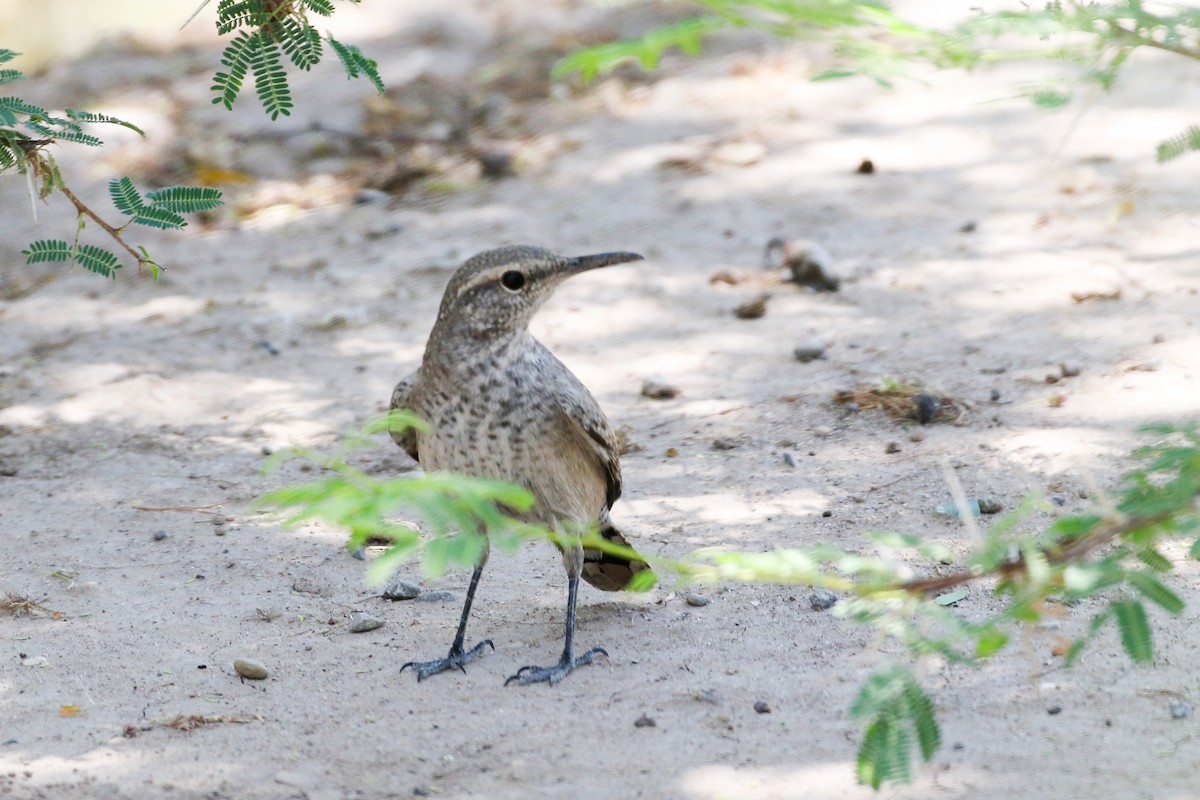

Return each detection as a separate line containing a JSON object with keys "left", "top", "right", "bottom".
{"left": 389, "top": 245, "right": 652, "bottom": 686}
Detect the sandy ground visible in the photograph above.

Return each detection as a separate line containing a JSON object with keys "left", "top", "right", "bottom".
{"left": 2, "top": 2, "right": 1199, "bottom": 799}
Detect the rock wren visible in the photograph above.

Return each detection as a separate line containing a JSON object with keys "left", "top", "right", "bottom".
{"left": 390, "top": 245, "right": 651, "bottom": 685}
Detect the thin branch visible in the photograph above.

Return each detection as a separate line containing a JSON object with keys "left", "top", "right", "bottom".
{"left": 57, "top": 183, "right": 146, "bottom": 268}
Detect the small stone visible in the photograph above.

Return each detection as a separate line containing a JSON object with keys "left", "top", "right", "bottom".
{"left": 233, "top": 658, "right": 269, "bottom": 680}
{"left": 694, "top": 689, "right": 720, "bottom": 705}
{"left": 1152, "top": 333, "right": 1166, "bottom": 344}
{"left": 634, "top": 714, "right": 656, "bottom": 728}
{"left": 415, "top": 591, "right": 458, "bottom": 603}
{"left": 734, "top": 295, "right": 769, "bottom": 320}
{"left": 753, "top": 700, "right": 771, "bottom": 714}
{"left": 1170, "top": 700, "right": 1192, "bottom": 720}
{"left": 782, "top": 452, "right": 797, "bottom": 468}
{"left": 989, "top": 388, "right": 1002, "bottom": 402}
{"left": 1050, "top": 495, "right": 1066, "bottom": 507}
{"left": 1060, "top": 361, "right": 1082, "bottom": 378}
{"left": 1044, "top": 373, "right": 1060, "bottom": 384}
{"left": 809, "top": 589, "right": 837, "bottom": 611}
{"left": 913, "top": 394, "right": 941, "bottom": 424}
{"left": 349, "top": 612, "right": 384, "bottom": 633}
{"left": 793, "top": 342, "right": 826, "bottom": 363}
{"left": 478, "top": 150, "right": 515, "bottom": 178}
{"left": 856, "top": 158, "right": 875, "bottom": 174}
{"left": 685, "top": 593, "right": 711, "bottom": 607}
{"left": 214, "top": 526, "right": 226, "bottom": 537}
{"left": 909, "top": 429, "right": 926, "bottom": 443}
{"left": 977, "top": 498, "right": 1003, "bottom": 514}
{"left": 844, "top": 401, "right": 861, "bottom": 413}
{"left": 711, "top": 438, "right": 737, "bottom": 451}
{"left": 885, "top": 441, "right": 901, "bottom": 454}
{"left": 959, "top": 220, "right": 977, "bottom": 233}
{"left": 382, "top": 578, "right": 422, "bottom": 601}
{"left": 152, "top": 531, "right": 167, "bottom": 541}
{"left": 1047, "top": 704, "right": 1063, "bottom": 715}
{"left": 813, "top": 425, "right": 833, "bottom": 438}
{"left": 641, "top": 380, "right": 680, "bottom": 400}
{"left": 821, "top": 510, "right": 832, "bottom": 518}
{"left": 665, "top": 447, "right": 679, "bottom": 457}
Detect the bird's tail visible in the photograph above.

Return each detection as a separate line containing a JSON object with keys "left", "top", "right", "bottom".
{"left": 580, "top": 515, "right": 653, "bottom": 592}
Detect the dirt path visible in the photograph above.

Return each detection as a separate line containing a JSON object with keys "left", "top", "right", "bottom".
{"left": 2, "top": 3, "right": 1198, "bottom": 799}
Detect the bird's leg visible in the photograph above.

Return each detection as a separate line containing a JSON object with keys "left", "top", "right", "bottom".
{"left": 505, "top": 540, "right": 607, "bottom": 686}
{"left": 401, "top": 544, "right": 493, "bottom": 681}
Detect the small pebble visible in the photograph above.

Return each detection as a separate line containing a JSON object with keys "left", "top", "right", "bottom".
{"left": 782, "top": 452, "right": 797, "bottom": 468}
{"left": 711, "top": 438, "right": 737, "bottom": 451}
{"left": 856, "top": 158, "right": 875, "bottom": 174}
{"left": 685, "top": 593, "right": 711, "bottom": 607}
{"left": 885, "top": 441, "right": 901, "bottom": 454}
{"left": 764, "top": 238, "right": 840, "bottom": 291}
{"left": 152, "top": 531, "right": 167, "bottom": 541}
{"left": 1152, "top": 333, "right": 1166, "bottom": 344}
{"left": 753, "top": 701, "right": 772, "bottom": 714}
{"left": 694, "top": 689, "right": 720, "bottom": 705}
{"left": 734, "top": 295, "right": 769, "bottom": 320}
{"left": 1060, "top": 361, "right": 1082, "bottom": 378}
{"left": 989, "top": 388, "right": 1002, "bottom": 402}
{"left": 813, "top": 425, "right": 833, "bottom": 438}
{"left": 641, "top": 380, "right": 680, "bottom": 400}
{"left": 214, "top": 526, "right": 226, "bottom": 537}
{"left": 415, "top": 591, "right": 458, "bottom": 603}
{"left": 1047, "top": 705, "right": 1063, "bottom": 715}
{"left": 809, "top": 589, "right": 838, "bottom": 611}
{"left": 793, "top": 342, "right": 826, "bottom": 363}
{"left": 255, "top": 340, "right": 280, "bottom": 356}
{"left": 1170, "top": 700, "right": 1192, "bottom": 720}
{"left": 349, "top": 612, "right": 384, "bottom": 633}
{"left": 382, "top": 578, "right": 422, "bottom": 601}
{"left": 821, "top": 510, "right": 832, "bottom": 517}
{"left": 665, "top": 447, "right": 679, "bottom": 458}
{"left": 909, "top": 429, "right": 926, "bottom": 443}
{"left": 233, "top": 658, "right": 269, "bottom": 680}
{"left": 978, "top": 498, "right": 1003, "bottom": 514}
{"left": 1050, "top": 495, "right": 1066, "bottom": 507}
{"left": 959, "top": 220, "right": 977, "bottom": 233}
{"left": 634, "top": 714, "right": 656, "bottom": 728}
{"left": 844, "top": 401, "right": 861, "bottom": 413}
{"left": 913, "top": 394, "right": 941, "bottom": 424}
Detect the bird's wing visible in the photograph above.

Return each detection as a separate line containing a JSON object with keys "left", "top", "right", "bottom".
{"left": 552, "top": 377, "right": 622, "bottom": 510}
{"left": 389, "top": 372, "right": 421, "bottom": 462}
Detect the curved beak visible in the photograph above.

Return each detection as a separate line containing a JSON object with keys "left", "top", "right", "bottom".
{"left": 567, "top": 251, "right": 644, "bottom": 275}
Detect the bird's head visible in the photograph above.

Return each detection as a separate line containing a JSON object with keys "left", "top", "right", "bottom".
{"left": 429, "top": 245, "right": 643, "bottom": 342}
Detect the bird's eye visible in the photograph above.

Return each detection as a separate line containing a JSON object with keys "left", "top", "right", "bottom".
{"left": 500, "top": 270, "right": 526, "bottom": 292}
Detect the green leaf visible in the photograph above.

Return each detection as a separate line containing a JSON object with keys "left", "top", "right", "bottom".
{"left": 0, "top": 49, "right": 19, "bottom": 66}
{"left": 212, "top": 30, "right": 257, "bottom": 110}
{"left": 250, "top": 36, "right": 293, "bottom": 119}
{"left": 902, "top": 680, "right": 940, "bottom": 760}
{"left": 1127, "top": 571, "right": 1184, "bottom": 615}
{"left": 108, "top": 176, "right": 145, "bottom": 217}
{"left": 1190, "top": 537, "right": 1200, "bottom": 560}
{"left": 145, "top": 185, "right": 224, "bottom": 213}
{"left": 0, "top": 68, "right": 22, "bottom": 86}
{"left": 64, "top": 108, "right": 145, "bottom": 136}
{"left": 73, "top": 244, "right": 123, "bottom": 278}
{"left": 22, "top": 239, "right": 73, "bottom": 264}
{"left": 279, "top": 17, "right": 323, "bottom": 70}
{"left": 1112, "top": 600, "right": 1153, "bottom": 663}
{"left": 1135, "top": 547, "right": 1173, "bottom": 573}
{"left": 327, "top": 35, "right": 384, "bottom": 93}
{"left": 975, "top": 627, "right": 1009, "bottom": 658}
{"left": 626, "top": 569, "right": 658, "bottom": 592}
{"left": 1156, "top": 125, "right": 1200, "bottom": 163}
{"left": 130, "top": 204, "right": 188, "bottom": 230}
{"left": 934, "top": 589, "right": 967, "bottom": 606}
{"left": 303, "top": 0, "right": 334, "bottom": 15}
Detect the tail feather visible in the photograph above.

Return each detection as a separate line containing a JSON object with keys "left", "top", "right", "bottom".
{"left": 581, "top": 517, "right": 652, "bottom": 592}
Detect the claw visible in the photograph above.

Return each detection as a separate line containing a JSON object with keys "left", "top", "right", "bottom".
{"left": 505, "top": 646, "right": 608, "bottom": 686}
{"left": 402, "top": 639, "right": 494, "bottom": 681}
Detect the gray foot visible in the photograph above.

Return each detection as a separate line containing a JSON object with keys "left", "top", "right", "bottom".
{"left": 504, "top": 646, "right": 608, "bottom": 686}
{"left": 401, "top": 639, "right": 494, "bottom": 681}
